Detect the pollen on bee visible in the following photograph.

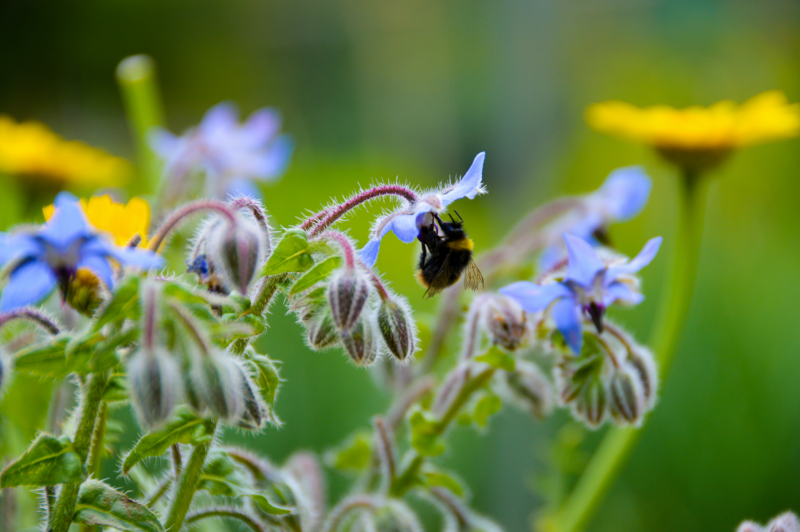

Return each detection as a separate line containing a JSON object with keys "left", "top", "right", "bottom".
{"left": 446, "top": 238, "right": 474, "bottom": 251}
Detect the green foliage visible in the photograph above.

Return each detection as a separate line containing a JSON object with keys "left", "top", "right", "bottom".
{"left": 74, "top": 479, "right": 164, "bottom": 532}
{"left": 475, "top": 346, "right": 516, "bottom": 372}
{"left": 473, "top": 393, "right": 503, "bottom": 428}
{"left": 421, "top": 466, "right": 466, "bottom": 497}
{"left": 122, "top": 407, "right": 214, "bottom": 474}
{"left": 289, "top": 255, "right": 342, "bottom": 295}
{"left": 0, "top": 434, "right": 85, "bottom": 487}
{"left": 244, "top": 349, "right": 283, "bottom": 426}
{"left": 327, "top": 430, "right": 373, "bottom": 472}
{"left": 93, "top": 274, "right": 141, "bottom": 330}
{"left": 262, "top": 229, "right": 315, "bottom": 275}
{"left": 409, "top": 407, "right": 445, "bottom": 457}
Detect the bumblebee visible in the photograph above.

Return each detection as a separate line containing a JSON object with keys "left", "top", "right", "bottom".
{"left": 416, "top": 212, "right": 484, "bottom": 298}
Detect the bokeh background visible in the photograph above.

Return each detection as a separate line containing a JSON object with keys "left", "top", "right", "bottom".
{"left": 2, "top": 1, "right": 800, "bottom": 531}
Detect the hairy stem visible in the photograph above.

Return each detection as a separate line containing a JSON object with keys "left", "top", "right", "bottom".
{"left": 307, "top": 185, "right": 418, "bottom": 236}
{"left": 552, "top": 170, "right": 709, "bottom": 532}
{"left": 320, "top": 495, "right": 378, "bottom": 532}
{"left": 320, "top": 231, "right": 357, "bottom": 271}
{"left": 87, "top": 401, "right": 108, "bottom": 477}
{"left": 0, "top": 308, "right": 60, "bottom": 335}
{"left": 148, "top": 199, "right": 237, "bottom": 252}
{"left": 186, "top": 506, "right": 266, "bottom": 532}
{"left": 49, "top": 372, "right": 108, "bottom": 532}
{"left": 163, "top": 418, "right": 218, "bottom": 532}
{"left": 231, "top": 196, "right": 273, "bottom": 255}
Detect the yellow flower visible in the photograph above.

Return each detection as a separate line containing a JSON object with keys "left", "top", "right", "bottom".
{"left": 586, "top": 91, "right": 800, "bottom": 172}
{"left": 44, "top": 195, "right": 151, "bottom": 247}
{"left": 0, "top": 115, "right": 132, "bottom": 186}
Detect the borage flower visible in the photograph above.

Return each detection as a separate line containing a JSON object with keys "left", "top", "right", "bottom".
{"left": 44, "top": 195, "right": 151, "bottom": 247}
{"left": 0, "top": 192, "right": 163, "bottom": 311}
{"left": 151, "top": 102, "right": 293, "bottom": 201}
{"left": 539, "top": 166, "right": 651, "bottom": 269}
{"left": 501, "top": 233, "right": 661, "bottom": 353}
{"left": 358, "top": 152, "right": 486, "bottom": 267}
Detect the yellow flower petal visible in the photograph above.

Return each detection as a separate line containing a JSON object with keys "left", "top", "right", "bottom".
{"left": 44, "top": 195, "right": 151, "bottom": 247}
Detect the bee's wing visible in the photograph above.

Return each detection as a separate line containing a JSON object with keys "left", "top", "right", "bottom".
{"left": 463, "top": 259, "right": 484, "bottom": 292}
{"left": 423, "top": 254, "right": 453, "bottom": 299}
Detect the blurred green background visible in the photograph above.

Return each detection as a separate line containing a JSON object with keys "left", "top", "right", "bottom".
{"left": 2, "top": 1, "right": 800, "bottom": 531}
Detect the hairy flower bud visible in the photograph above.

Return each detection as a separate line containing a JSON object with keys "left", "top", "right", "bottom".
{"left": 327, "top": 269, "right": 370, "bottom": 334}
{"left": 628, "top": 344, "right": 658, "bottom": 410}
{"left": 306, "top": 311, "right": 340, "bottom": 350}
{"left": 187, "top": 217, "right": 226, "bottom": 292}
{"left": 377, "top": 295, "right": 416, "bottom": 362}
{"left": 499, "top": 360, "right": 554, "bottom": 419}
{"left": 190, "top": 350, "right": 245, "bottom": 421}
{"left": 368, "top": 500, "right": 424, "bottom": 532}
{"left": 128, "top": 347, "right": 184, "bottom": 428}
{"left": 608, "top": 363, "right": 645, "bottom": 426}
{"left": 480, "top": 294, "right": 528, "bottom": 351}
{"left": 738, "top": 512, "right": 800, "bottom": 532}
{"left": 210, "top": 214, "right": 263, "bottom": 295}
{"left": 341, "top": 318, "right": 378, "bottom": 366}
{"left": 236, "top": 363, "right": 269, "bottom": 431}
{"left": 573, "top": 377, "right": 606, "bottom": 427}
{"left": 67, "top": 268, "right": 107, "bottom": 316}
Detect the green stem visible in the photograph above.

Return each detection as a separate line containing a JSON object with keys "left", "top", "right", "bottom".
{"left": 49, "top": 372, "right": 109, "bottom": 532}
{"left": 163, "top": 418, "right": 218, "bottom": 532}
{"left": 550, "top": 170, "right": 709, "bottom": 532}
{"left": 87, "top": 401, "right": 108, "bottom": 477}
{"left": 116, "top": 54, "right": 166, "bottom": 196}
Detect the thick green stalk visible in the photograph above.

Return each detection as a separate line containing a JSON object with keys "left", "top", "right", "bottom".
{"left": 550, "top": 171, "right": 709, "bottom": 532}
{"left": 49, "top": 372, "right": 108, "bottom": 532}
{"left": 163, "top": 418, "right": 218, "bottom": 532}
{"left": 116, "top": 54, "right": 166, "bottom": 196}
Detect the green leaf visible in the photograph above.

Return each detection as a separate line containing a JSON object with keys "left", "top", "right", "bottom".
{"left": 198, "top": 452, "right": 242, "bottom": 497}
{"left": 74, "top": 479, "right": 164, "bottom": 532}
{"left": 475, "top": 346, "right": 516, "bottom": 372}
{"left": 422, "top": 466, "right": 466, "bottom": 497}
{"left": 12, "top": 337, "right": 71, "bottom": 377}
{"left": 247, "top": 492, "right": 294, "bottom": 515}
{"left": 122, "top": 407, "right": 211, "bottom": 474}
{"left": 289, "top": 255, "right": 342, "bottom": 295}
{"left": 262, "top": 229, "right": 314, "bottom": 275}
{"left": 473, "top": 394, "right": 502, "bottom": 428}
{"left": 93, "top": 274, "right": 141, "bottom": 330}
{"left": 245, "top": 352, "right": 282, "bottom": 426}
{"left": 409, "top": 407, "right": 445, "bottom": 457}
{"left": 326, "top": 430, "right": 372, "bottom": 472}
{"left": 0, "top": 434, "right": 85, "bottom": 487}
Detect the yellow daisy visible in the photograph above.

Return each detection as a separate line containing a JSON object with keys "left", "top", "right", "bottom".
{"left": 0, "top": 115, "right": 132, "bottom": 186}
{"left": 586, "top": 91, "right": 800, "bottom": 172}
{"left": 44, "top": 195, "right": 151, "bottom": 247}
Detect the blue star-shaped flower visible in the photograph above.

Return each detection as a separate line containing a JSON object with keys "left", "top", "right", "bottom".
{"left": 358, "top": 152, "right": 487, "bottom": 267}
{"left": 150, "top": 102, "right": 293, "bottom": 200}
{"left": 0, "top": 192, "right": 164, "bottom": 311}
{"left": 500, "top": 233, "right": 661, "bottom": 353}
{"left": 539, "top": 166, "right": 651, "bottom": 270}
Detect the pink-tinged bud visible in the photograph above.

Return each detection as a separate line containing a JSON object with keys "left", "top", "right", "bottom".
{"left": 341, "top": 318, "right": 378, "bottom": 367}
{"left": 738, "top": 523, "right": 764, "bottom": 532}
{"left": 499, "top": 360, "right": 554, "bottom": 419}
{"left": 190, "top": 351, "right": 245, "bottom": 421}
{"left": 327, "top": 270, "right": 370, "bottom": 334}
{"left": 306, "top": 312, "right": 340, "bottom": 350}
{"left": 283, "top": 452, "right": 326, "bottom": 532}
{"left": 377, "top": 295, "right": 417, "bottom": 362}
{"left": 480, "top": 294, "right": 528, "bottom": 351}
{"left": 768, "top": 513, "right": 800, "bottom": 532}
{"left": 608, "top": 363, "right": 645, "bottom": 426}
{"left": 211, "top": 214, "right": 264, "bottom": 295}
{"left": 128, "top": 347, "right": 184, "bottom": 428}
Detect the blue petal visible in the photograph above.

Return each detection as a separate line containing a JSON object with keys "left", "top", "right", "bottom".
{"left": 603, "top": 282, "right": 644, "bottom": 306}
{"left": 357, "top": 240, "right": 381, "bottom": 268}
{"left": 78, "top": 254, "right": 114, "bottom": 289}
{"left": 388, "top": 212, "right": 423, "bottom": 244}
{"left": 251, "top": 135, "right": 293, "bottom": 179}
{"left": 200, "top": 102, "right": 239, "bottom": 137}
{"left": 241, "top": 108, "right": 282, "bottom": 147}
{"left": 564, "top": 233, "right": 605, "bottom": 287}
{"left": 109, "top": 247, "right": 165, "bottom": 270}
{"left": 599, "top": 166, "right": 652, "bottom": 221}
{"left": 226, "top": 178, "right": 263, "bottom": 200}
{"left": 0, "top": 260, "right": 57, "bottom": 311}
{"left": 148, "top": 128, "right": 180, "bottom": 157}
{"left": 0, "top": 233, "right": 42, "bottom": 266}
{"left": 440, "top": 152, "right": 485, "bottom": 206}
{"left": 607, "top": 237, "right": 662, "bottom": 279}
{"left": 38, "top": 193, "right": 93, "bottom": 250}
{"left": 552, "top": 297, "right": 583, "bottom": 354}
{"left": 499, "top": 281, "right": 573, "bottom": 314}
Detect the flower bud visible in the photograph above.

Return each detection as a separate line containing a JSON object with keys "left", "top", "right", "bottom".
{"left": 499, "top": 360, "right": 554, "bottom": 419}
{"left": 628, "top": 345, "right": 658, "bottom": 410}
{"left": 67, "top": 268, "right": 106, "bottom": 316}
{"left": 370, "top": 500, "right": 424, "bottom": 532}
{"left": 480, "top": 294, "right": 528, "bottom": 351}
{"left": 236, "top": 363, "right": 269, "bottom": 431}
{"left": 341, "top": 318, "right": 378, "bottom": 367}
{"left": 767, "top": 513, "right": 800, "bottom": 532}
{"left": 608, "top": 363, "right": 645, "bottom": 426}
{"left": 128, "top": 347, "right": 184, "bottom": 428}
{"left": 376, "top": 295, "right": 416, "bottom": 362}
{"left": 210, "top": 214, "right": 263, "bottom": 295}
{"left": 305, "top": 311, "right": 340, "bottom": 350}
{"left": 190, "top": 350, "right": 245, "bottom": 421}
{"left": 573, "top": 377, "right": 606, "bottom": 428}
{"left": 327, "top": 269, "right": 370, "bottom": 334}
{"left": 187, "top": 217, "right": 226, "bottom": 292}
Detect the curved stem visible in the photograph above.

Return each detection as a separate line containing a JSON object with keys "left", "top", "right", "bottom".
{"left": 320, "top": 231, "right": 356, "bottom": 271}
{"left": 148, "top": 199, "right": 237, "bottom": 252}
{"left": 49, "top": 372, "right": 109, "bottom": 532}
{"left": 551, "top": 170, "right": 708, "bottom": 532}
{"left": 0, "top": 308, "right": 60, "bottom": 335}
{"left": 185, "top": 506, "right": 266, "bottom": 532}
{"left": 231, "top": 197, "right": 273, "bottom": 255}
{"left": 307, "top": 185, "right": 418, "bottom": 237}
{"left": 320, "top": 495, "right": 378, "bottom": 532}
